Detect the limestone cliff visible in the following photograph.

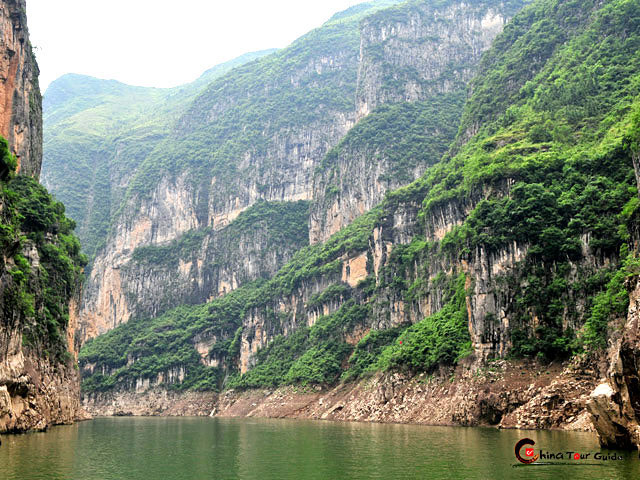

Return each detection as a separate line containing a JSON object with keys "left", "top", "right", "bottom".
{"left": 77, "top": 0, "right": 526, "bottom": 345}
{"left": 78, "top": 200, "right": 310, "bottom": 340}
{"left": 0, "top": 0, "right": 41, "bottom": 178}
{"left": 75, "top": 8, "right": 362, "bottom": 341}
{"left": 355, "top": 1, "right": 507, "bottom": 119}
{"left": 588, "top": 278, "right": 640, "bottom": 450}
{"left": 588, "top": 147, "right": 640, "bottom": 451}
{"left": 0, "top": 0, "right": 85, "bottom": 433}
{"left": 309, "top": 1, "right": 525, "bottom": 246}
{"left": 0, "top": 311, "right": 82, "bottom": 432}
{"left": 78, "top": 1, "right": 640, "bottom": 443}
{"left": 41, "top": 52, "right": 279, "bottom": 262}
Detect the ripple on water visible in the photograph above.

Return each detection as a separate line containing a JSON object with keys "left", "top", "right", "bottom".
{"left": 0, "top": 417, "right": 638, "bottom": 480}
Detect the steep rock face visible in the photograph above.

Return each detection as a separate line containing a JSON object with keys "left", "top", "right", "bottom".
{"left": 588, "top": 150, "right": 640, "bottom": 451}
{"left": 309, "top": 0, "right": 523, "bottom": 245}
{"left": 237, "top": 196, "right": 607, "bottom": 376}
{"left": 0, "top": 168, "right": 84, "bottom": 435}
{"left": 0, "top": 320, "right": 82, "bottom": 432}
{"left": 309, "top": 99, "right": 464, "bottom": 245}
{"left": 79, "top": 174, "right": 200, "bottom": 339}
{"left": 78, "top": 200, "right": 310, "bottom": 340}
{"left": 355, "top": 1, "right": 508, "bottom": 119}
{"left": 41, "top": 52, "right": 279, "bottom": 261}
{"left": 0, "top": 0, "right": 85, "bottom": 433}
{"left": 76, "top": 10, "right": 363, "bottom": 342}
{"left": 0, "top": 0, "right": 41, "bottom": 178}
{"left": 73, "top": 2, "right": 386, "bottom": 342}
{"left": 588, "top": 279, "right": 640, "bottom": 449}
{"left": 79, "top": 1, "right": 525, "bottom": 343}
{"left": 79, "top": 0, "right": 638, "bottom": 440}
{"left": 82, "top": 181, "right": 607, "bottom": 397}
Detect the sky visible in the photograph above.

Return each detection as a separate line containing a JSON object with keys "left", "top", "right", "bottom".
{"left": 27, "top": 0, "right": 366, "bottom": 92}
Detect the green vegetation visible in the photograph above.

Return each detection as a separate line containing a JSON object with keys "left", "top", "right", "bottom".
{"left": 341, "top": 327, "right": 405, "bottom": 381}
{"left": 0, "top": 138, "right": 86, "bottom": 362}
{"left": 0, "top": 137, "right": 17, "bottom": 180}
{"left": 306, "top": 284, "right": 351, "bottom": 311}
{"left": 80, "top": 286, "right": 260, "bottom": 392}
{"left": 238, "top": 0, "right": 640, "bottom": 368}
{"left": 123, "top": 200, "right": 311, "bottom": 320}
{"left": 583, "top": 245, "right": 640, "bottom": 349}
{"left": 318, "top": 96, "right": 465, "bottom": 186}
{"left": 119, "top": 0, "right": 403, "bottom": 211}
{"left": 130, "top": 200, "right": 311, "bottom": 267}
{"left": 361, "top": 0, "right": 529, "bottom": 105}
{"left": 80, "top": 0, "right": 640, "bottom": 394}
{"left": 376, "top": 273, "right": 471, "bottom": 372}
{"left": 43, "top": 1, "right": 407, "bottom": 265}
{"left": 42, "top": 51, "right": 278, "bottom": 261}
{"left": 228, "top": 300, "right": 368, "bottom": 389}
{"left": 80, "top": 207, "right": 379, "bottom": 393}
{"left": 406, "top": 0, "right": 640, "bottom": 359}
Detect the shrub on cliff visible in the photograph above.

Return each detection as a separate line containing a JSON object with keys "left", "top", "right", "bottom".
{"left": 0, "top": 137, "right": 86, "bottom": 361}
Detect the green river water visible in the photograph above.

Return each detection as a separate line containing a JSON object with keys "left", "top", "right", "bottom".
{"left": 1, "top": 417, "right": 638, "bottom": 479}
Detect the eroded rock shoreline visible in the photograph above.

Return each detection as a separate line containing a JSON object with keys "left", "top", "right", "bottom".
{"left": 83, "top": 359, "right": 598, "bottom": 434}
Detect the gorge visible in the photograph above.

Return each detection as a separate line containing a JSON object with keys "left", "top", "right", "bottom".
{"left": 1, "top": 0, "right": 640, "bottom": 461}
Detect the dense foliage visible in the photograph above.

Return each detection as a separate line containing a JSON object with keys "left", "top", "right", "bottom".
{"left": 122, "top": 1, "right": 400, "bottom": 209}
{"left": 406, "top": 0, "right": 640, "bottom": 359}
{"left": 80, "top": 208, "right": 379, "bottom": 392}
{"left": 0, "top": 139, "right": 86, "bottom": 361}
{"left": 318, "top": 96, "right": 465, "bottom": 187}
{"left": 42, "top": 51, "right": 277, "bottom": 261}
{"left": 80, "top": 0, "right": 640, "bottom": 394}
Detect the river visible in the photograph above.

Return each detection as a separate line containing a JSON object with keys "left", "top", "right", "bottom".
{"left": 1, "top": 417, "right": 638, "bottom": 479}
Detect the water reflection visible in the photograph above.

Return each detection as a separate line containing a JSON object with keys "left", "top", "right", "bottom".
{"left": 0, "top": 417, "right": 638, "bottom": 479}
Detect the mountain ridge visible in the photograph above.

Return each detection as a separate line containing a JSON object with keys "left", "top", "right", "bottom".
{"left": 42, "top": 0, "right": 640, "bottom": 450}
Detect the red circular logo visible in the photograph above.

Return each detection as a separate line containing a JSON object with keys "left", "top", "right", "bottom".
{"left": 515, "top": 438, "right": 538, "bottom": 464}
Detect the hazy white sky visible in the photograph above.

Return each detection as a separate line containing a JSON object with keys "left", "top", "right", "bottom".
{"left": 27, "top": 0, "right": 365, "bottom": 92}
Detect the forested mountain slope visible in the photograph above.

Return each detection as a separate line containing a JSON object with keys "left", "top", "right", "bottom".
{"left": 41, "top": 49, "right": 277, "bottom": 260}
{"left": 44, "top": 0, "right": 523, "bottom": 344}
{"left": 78, "top": 1, "right": 640, "bottom": 449}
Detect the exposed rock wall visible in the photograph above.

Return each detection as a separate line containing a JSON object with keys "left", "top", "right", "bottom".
{"left": 355, "top": 1, "right": 508, "bottom": 120}
{"left": 85, "top": 175, "right": 611, "bottom": 394}
{"left": 310, "top": 1, "right": 517, "bottom": 245}
{"left": 588, "top": 280, "right": 640, "bottom": 450}
{"left": 0, "top": 181, "right": 84, "bottom": 435}
{"left": 78, "top": 47, "right": 356, "bottom": 344}
{"left": 0, "top": 324, "right": 83, "bottom": 432}
{"left": 83, "top": 388, "right": 216, "bottom": 418}
{"left": 78, "top": 197, "right": 310, "bottom": 342}
{"left": 79, "top": 174, "right": 200, "bottom": 340}
{"left": 0, "top": 0, "right": 41, "bottom": 178}
{"left": 76, "top": 1, "right": 634, "bottom": 440}
{"left": 0, "top": 0, "right": 84, "bottom": 433}
{"left": 78, "top": 1, "right": 526, "bottom": 344}
{"left": 233, "top": 190, "right": 604, "bottom": 377}
{"left": 588, "top": 151, "right": 640, "bottom": 451}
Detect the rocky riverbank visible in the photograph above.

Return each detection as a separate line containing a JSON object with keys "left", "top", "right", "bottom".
{"left": 83, "top": 358, "right": 596, "bottom": 433}
{"left": 0, "top": 348, "right": 88, "bottom": 433}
